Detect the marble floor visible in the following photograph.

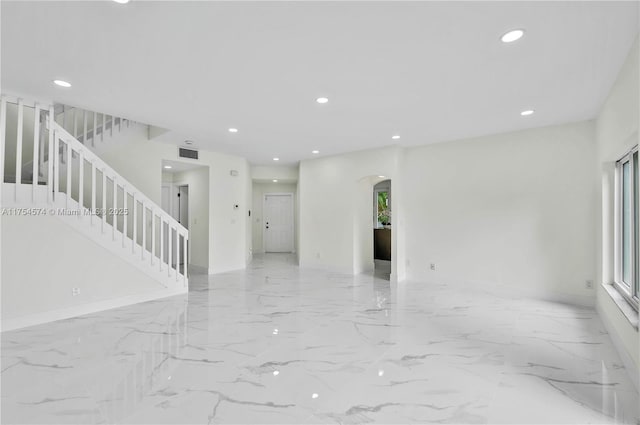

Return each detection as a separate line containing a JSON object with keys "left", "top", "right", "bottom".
{"left": 2, "top": 254, "right": 639, "bottom": 424}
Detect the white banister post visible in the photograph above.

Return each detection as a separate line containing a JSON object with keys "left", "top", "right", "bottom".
{"left": 102, "top": 169, "right": 107, "bottom": 233}
{"left": 160, "top": 219, "right": 164, "bottom": 271}
{"left": 53, "top": 133, "right": 60, "bottom": 198}
{"left": 112, "top": 176, "right": 117, "bottom": 240}
{"left": 184, "top": 232, "right": 188, "bottom": 283}
{"left": 73, "top": 108, "right": 77, "bottom": 139}
{"left": 15, "top": 99, "right": 23, "bottom": 193}
{"left": 92, "top": 112, "right": 97, "bottom": 146}
{"left": 102, "top": 113, "right": 106, "bottom": 142}
{"left": 62, "top": 105, "right": 71, "bottom": 133}
{"left": 83, "top": 110, "right": 87, "bottom": 145}
{"left": 91, "top": 163, "right": 96, "bottom": 225}
{"left": 109, "top": 115, "right": 113, "bottom": 137}
{"left": 142, "top": 206, "right": 146, "bottom": 260}
{"left": 168, "top": 226, "right": 172, "bottom": 277}
{"left": 0, "top": 97, "right": 7, "bottom": 187}
{"left": 47, "top": 108, "right": 54, "bottom": 203}
{"left": 38, "top": 111, "right": 45, "bottom": 182}
{"left": 151, "top": 211, "right": 156, "bottom": 265}
{"left": 176, "top": 230, "right": 180, "bottom": 282}
{"left": 32, "top": 103, "right": 40, "bottom": 200}
{"left": 132, "top": 193, "right": 137, "bottom": 254}
{"left": 78, "top": 150, "right": 84, "bottom": 216}
{"left": 65, "top": 140, "right": 71, "bottom": 207}
{"left": 123, "top": 185, "right": 127, "bottom": 247}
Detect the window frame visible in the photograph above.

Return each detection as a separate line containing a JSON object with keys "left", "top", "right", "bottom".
{"left": 614, "top": 146, "right": 639, "bottom": 311}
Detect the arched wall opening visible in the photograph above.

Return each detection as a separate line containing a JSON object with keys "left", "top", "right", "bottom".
{"left": 353, "top": 175, "right": 399, "bottom": 280}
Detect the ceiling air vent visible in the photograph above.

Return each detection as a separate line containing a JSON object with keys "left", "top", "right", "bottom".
{"left": 178, "top": 148, "right": 199, "bottom": 160}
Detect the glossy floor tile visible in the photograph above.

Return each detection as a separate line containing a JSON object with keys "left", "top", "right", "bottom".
{"left": 2, "top": 254, "right": 638, "bottom": 424}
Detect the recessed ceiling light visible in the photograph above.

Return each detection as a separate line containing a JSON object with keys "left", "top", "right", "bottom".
{"left": 501, "top": 29, "right": 525, "bottom": 43}
{"left": 228, "top": 128, "right": 238, "bottom": 133}
{"left": 53, "top": 80, "right": 71, "bottom": 88}
{"left": 185, "top": 140, "right": 194, "bottom": 145}
{"left": 392, "top": 135, "right": 400, "bottom": 140}
{"left": 273, "top": 179, "right": 278, "bottom": 183}
{"left": 312, "top": 393, "right": 319, "bottom": 399}
{"left": 113, "top": 0, "right": 130, "bottom": 3}
{"left": 273, "top": 157, "right": 280, "bottom": 161}
{"left": 164, "top": 165, "right": 172, "bottom": 169}
{"left": 316, "top": 97, "right": 329, "bottom": 104}
{"left": 520, "top": 110, "right": 535, "bottom": 116}
{"left": 378, "top": 175, "right": 385, "bottom": 178}
{"left": 312, "top": 150, "right": 319, "bottom": 154}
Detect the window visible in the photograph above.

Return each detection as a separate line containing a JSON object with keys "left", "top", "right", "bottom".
{"left": 374, "top": 189, "right": 391, "bottom": 228}
{"left": 377, "top": 191, "right": 389, "bottom": 224}
{"left": 615, "top": 147, "right": 639, "bottom": 310}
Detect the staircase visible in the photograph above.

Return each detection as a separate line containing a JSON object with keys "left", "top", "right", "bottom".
{"left": 54, "top": 104, "right": 135, "bottom": 146}
{"left": 12, "top": 102, "right": 141, "bottom": 185}
{"left": 1, "top": 95, "right": 188, "bottom": 293}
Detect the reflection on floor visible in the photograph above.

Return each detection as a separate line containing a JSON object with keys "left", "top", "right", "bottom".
{"left": 373, "top": 259, "right": 391, "bottom": 281}
{"left": 2, "top": 254, "right": 638, "bottom": 424}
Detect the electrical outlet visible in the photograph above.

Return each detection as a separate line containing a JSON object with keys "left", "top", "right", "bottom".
{"left": 316, "top": 252, "right": 321, "bottom": 259}
{"left": 72, "top": 287, "right": 80, "bottom": 296}
{"left": 585, "top": 280, "right": 594, "bottom": 289}
{"left": 430, "top": 263, "right": 436, "bottom": 271}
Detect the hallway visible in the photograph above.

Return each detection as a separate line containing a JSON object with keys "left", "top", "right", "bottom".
{"left": 1, "top": 254, "right": 638, "bottom": 424}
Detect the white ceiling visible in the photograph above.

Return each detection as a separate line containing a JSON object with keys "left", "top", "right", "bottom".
{"left": 2, "top": 1, "right": 638, "bottom": 165}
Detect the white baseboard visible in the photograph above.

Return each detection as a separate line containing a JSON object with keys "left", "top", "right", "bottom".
{"left": 597, "top": 301, "right": 640, "bottom": 392}
{"left": 407, "top": 272, "right": 596, "bottom": 307}
{"left": 2, "top": 287, "right": 186, "bottom": 332}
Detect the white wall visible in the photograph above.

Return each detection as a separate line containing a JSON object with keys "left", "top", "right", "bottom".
{"left": 163, "top": 167, "right": 210, "bottom": 270}
{"left": 298, "top": 146, "right": 405, "bottom": 278}
{"left": 1, "top": 215, "right": 175, "bottom": 331}
{"left": 252, "top": 182, "right": 297, "bottom": 254}
{"left": 403, "top": 121, "right": 597, "bottom": 305}
{"left": 595, "top": 37, "right": 639, "bottom": 382}
{"left": 98, "top": 125, "right": 164, "bottom": 204}
{"left": 95, "top": 131, "right": 251, "bottom": 274}
{"left": 251, "top": 165, "right": 298, "bottom": 182}
{"left": 353, "top": 176, "right": 376, "bottom": 274}
{"left": 299, "top": 122, "right": 596, "bottom": 297}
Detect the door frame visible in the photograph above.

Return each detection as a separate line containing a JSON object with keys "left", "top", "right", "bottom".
{"left": 262, "top": 192, "right": 294, "bottom": 254}
{"left": 161, "top": 182, "right": 190, "bottom": 264}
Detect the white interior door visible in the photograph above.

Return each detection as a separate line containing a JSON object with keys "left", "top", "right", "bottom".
{"left": 264, "top": 193, "right": 294, "bottom": 253}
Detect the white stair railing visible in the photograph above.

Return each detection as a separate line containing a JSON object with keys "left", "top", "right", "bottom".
{"left": 1, "top": 95, "right": 188, "bottom": 287}
{"left": 54, "top": 105, "right": 133, "bottom": 147}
